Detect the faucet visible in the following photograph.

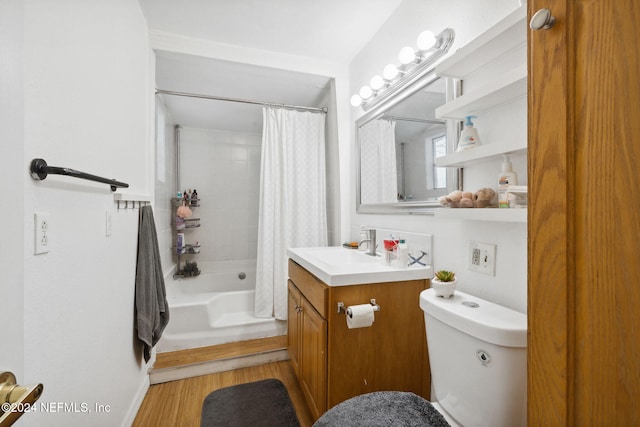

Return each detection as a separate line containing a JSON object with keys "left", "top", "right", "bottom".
{"left": 359, "top": 228, "right": 377, "bottom": 256}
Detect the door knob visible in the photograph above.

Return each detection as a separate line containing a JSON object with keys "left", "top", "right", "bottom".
{"left": 0, "top": 371, "right": 44, "bottom": 426}
{"left": 530, "top": 8, "right": 556, "bottom": 30}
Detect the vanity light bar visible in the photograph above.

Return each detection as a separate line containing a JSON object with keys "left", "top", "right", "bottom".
{"left": 351, "top": 28, "right": 455, "bottom": 110}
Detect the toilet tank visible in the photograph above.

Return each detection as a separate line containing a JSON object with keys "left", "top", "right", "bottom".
{"left": 420, "top": 288, "right": 527, "bottom": 427}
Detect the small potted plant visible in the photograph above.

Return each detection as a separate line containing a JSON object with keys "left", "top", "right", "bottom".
{"left": 431, "top": 270, "right": 457, "bottom": 298}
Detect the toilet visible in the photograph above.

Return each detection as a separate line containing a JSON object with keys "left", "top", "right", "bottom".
{"left": 314, "top": 288, "right": 527, "bottom": 427}
{"left": 420, "top": 288, "right": 527, "bottom": 426}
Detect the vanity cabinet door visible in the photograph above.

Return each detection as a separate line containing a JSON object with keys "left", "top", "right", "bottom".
{"left": 287, "top": 280, "right": 301, "bottom": 376}
{"left": 299, "top": 297, "right": 327, "bottom": 420}
{"left": 288, "top": 277, "right": 328, "bottom": 421}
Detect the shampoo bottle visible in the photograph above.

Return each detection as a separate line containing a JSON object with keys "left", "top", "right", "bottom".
{"left": 457, "top": 116, "right": 481, "bottom": 151}
{"left": 396, "top": 239, "right": 409, "bottom": 268}
{"left": 498, "top": 155, "right": 518, "bottom": 208}
{"left": 176, "top": 233, "right": 185, "bottom": 254}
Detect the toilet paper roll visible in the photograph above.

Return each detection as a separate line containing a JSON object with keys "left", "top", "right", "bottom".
{"left": 346, "top": 304, "right": 375, "bottom": 329}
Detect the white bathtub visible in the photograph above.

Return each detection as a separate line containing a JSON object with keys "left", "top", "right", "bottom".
{"left": 157, "top": 260, "right": 287, "bottom": 353}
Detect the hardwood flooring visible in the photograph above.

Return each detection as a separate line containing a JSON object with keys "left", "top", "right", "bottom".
{"left": 133, "top": 360, "right": 314, "bottom": 427}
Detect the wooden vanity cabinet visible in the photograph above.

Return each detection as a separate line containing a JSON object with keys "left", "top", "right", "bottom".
{"left": 287, "top": 259, "right": 430, "bottom": 420}
{"left": 287, "top": 261, "right": 329, "bottom": 420}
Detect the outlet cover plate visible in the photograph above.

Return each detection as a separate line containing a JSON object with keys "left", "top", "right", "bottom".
{"left": 34, "top": 212, "right": 50, "bottom": 255}
{"left": 469, "top": 241, "right": 496, "bottom": 276}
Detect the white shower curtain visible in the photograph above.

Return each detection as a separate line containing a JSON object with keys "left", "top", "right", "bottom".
{"left": 255, "top": 107, "right": 328, "bottom": 320}
{"left": 359, "top": 119, "right": 398, "bottom": 203}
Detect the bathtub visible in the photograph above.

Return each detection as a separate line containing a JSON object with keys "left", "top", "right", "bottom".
{"left": 157, "top": 260, "right": 287, "bottom": 353}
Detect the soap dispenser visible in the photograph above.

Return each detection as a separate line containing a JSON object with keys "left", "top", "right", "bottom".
{"left": 457, "top": 116, "right": 481, "bottom": 152}
{"left": 498, "top": 155, "right": 518, "bottom": 208}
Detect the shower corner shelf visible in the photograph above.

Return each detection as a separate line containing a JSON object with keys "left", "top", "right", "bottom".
{"left": 174, "top": 195, "right": 202, "bottom": 277}
{"left": 173, "top": 197, "right": 201, "bottom": 208}
{"left": 176, "top": 218, "right": 201, "bottom": 230}
{"left": 173, "top": 244, "right": 201, "bottom": 255}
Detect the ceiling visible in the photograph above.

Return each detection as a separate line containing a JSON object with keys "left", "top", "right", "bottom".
{"left": 155, "top": 52, "right": 332, "bottom": 133}
{"left": 138, "top": 0, "right": 403, "bottom": 63}
{"left": 139, "top": 0, "right": 404, "bottom": 132}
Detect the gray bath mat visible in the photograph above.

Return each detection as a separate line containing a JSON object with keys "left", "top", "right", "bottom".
{"left": 201, "top": 378, "right": 300, "bottom": 427}
{"left": 313, "top": 391, "right": 450, "bottom": 427}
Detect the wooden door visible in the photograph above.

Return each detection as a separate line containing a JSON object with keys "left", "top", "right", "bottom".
{"left": 300, "top": 297, "right": 327, "bottom": 420}
{"left": 528, "top": 1, "right": 640, "bottom": 424}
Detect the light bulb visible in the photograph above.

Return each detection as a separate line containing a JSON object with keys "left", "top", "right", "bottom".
{"left": 370, "top": 75, "right": 385, "bottom": 91}
{"left": 359, "top": 85, "right": 373, "bottom": 100}
{"left": 382, "top": 64, "right": 399, "bottom": 81}
{"left": 398, "top": 46, "right": 416, "bottom": 65}
{"left": 416, "top": 30, "right": 436, "bottom": 51}
{"left": 350, "top": 94, "right": 362, "bottom": 107}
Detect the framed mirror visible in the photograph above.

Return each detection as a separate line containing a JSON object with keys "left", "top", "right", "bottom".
{"left": 356, "top": 69, "right": 460, "bottom": 214}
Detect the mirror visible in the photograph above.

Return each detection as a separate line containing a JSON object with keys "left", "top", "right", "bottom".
{"left": 356, "top": 70, "right": 459, "bottom": 214}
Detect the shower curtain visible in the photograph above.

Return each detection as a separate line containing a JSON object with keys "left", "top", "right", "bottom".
{"left": 359, "top": 119, "right": 397, "bottom": 203}
{"left": 255, "top": 106, "right": 328, "bottom": 320}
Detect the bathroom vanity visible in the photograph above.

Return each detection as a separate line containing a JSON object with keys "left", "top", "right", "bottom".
{"left": 287, "top": 247, "right": 432, "bottom": 420}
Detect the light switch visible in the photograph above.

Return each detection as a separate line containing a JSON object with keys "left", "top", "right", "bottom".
{"left": 105, "top": 210, "right": 112, "bottom": 237}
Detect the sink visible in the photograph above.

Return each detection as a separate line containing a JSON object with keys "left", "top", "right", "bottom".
{"left": 287, "top": 246, "right": 432, "bottom": 286}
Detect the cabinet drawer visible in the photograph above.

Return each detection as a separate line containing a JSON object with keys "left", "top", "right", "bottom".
{"left": 288, "top": 259, "right": 328, "bottom": 319}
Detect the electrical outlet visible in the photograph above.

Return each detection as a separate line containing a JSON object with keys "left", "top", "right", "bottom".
{"left": 34, "top": 212, "right": 50, "bottom": 255}
{"left": 469, "top": 241, "right": 496, "bottom": 276}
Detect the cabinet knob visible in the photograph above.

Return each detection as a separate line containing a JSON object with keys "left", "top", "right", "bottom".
{"left": 530, "top": 8, "right": 556, "bottom": 30}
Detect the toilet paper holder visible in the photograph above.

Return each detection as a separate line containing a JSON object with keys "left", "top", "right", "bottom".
{"left": 337, "top": 299, "right": 381, "bottom": 314}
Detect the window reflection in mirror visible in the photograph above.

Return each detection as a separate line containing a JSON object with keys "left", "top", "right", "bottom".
{"left": 357, "top": 74, "right": 456, "bottom": 213}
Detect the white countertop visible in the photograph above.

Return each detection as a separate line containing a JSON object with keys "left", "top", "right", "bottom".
{"left": 287, "top": 246, "right": 432, "bottom": 286}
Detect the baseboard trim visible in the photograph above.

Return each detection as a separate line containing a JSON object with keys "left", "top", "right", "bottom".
{"left": 149, "top": 349, "right": 289, "bottom": 384}
{"left": 122, "top": 374, "right": 150, "bottom": 427}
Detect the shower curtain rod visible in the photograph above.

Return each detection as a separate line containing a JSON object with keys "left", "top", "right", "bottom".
{"left": 156, "top": 89, "right": 327, "bottom": 113}
{"left": 381, "top": 115, "right": 444, "bottom": 125}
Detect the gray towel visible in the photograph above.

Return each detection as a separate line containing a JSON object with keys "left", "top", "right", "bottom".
{"left": 135, "top": 205, "right": 169, "bottom": 363}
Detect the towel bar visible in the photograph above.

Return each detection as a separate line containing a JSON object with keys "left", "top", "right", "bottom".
{"left": 30, "top": 158, "right": 129, "bottom": 191}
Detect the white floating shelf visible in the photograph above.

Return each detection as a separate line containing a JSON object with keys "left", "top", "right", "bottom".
{"left": 435, "top": 207, "right": 527, "bottom": 223}
{"left": 113, "top": 193, "right": 152, "bottom": 203}
{"left": 436, "top": 139, "right": 526, "bottom": 168}
{"left": 436, "top": 65, "right": 527, "bottom": 120}
{"left": 436, "top": 6, "right": 527, "bottom": 79}
{"left": 114, "top": 193, "right": 152, "bottom": 209}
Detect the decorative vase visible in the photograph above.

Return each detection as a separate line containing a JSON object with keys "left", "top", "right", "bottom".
{"left": 431, "top": 278, "right": 457, "bottom": 298}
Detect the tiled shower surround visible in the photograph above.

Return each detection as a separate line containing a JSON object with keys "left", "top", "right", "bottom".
{"left": 178, "top": 127, "right": 262, "bottom": 263}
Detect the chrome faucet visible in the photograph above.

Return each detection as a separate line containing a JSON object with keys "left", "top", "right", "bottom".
{"left": 359, "top": 228, "right": 377, "bottom": 256}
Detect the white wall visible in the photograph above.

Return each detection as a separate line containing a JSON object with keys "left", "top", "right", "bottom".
{"left": 19, "top": 1, "right": 152, "bottom": 425}
{"left": 318, "top": 80, "right": 341, "bottom": 245}
{"left": 349, "top": 0, "right": 527, "bottom": 313}
{"left": 0, "top": 0, "right": 25, "bottom": 383}
{"left": 155, "top": 97, "right": 177, "bottom": 276}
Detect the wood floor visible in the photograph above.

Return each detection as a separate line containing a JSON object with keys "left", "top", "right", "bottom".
{"left": 133, "top": 351, "right": 314, "bottom": 427}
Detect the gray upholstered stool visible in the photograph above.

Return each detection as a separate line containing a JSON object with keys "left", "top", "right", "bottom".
{"left": 313, "top": 391, "right": 450, "bottom": 427}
